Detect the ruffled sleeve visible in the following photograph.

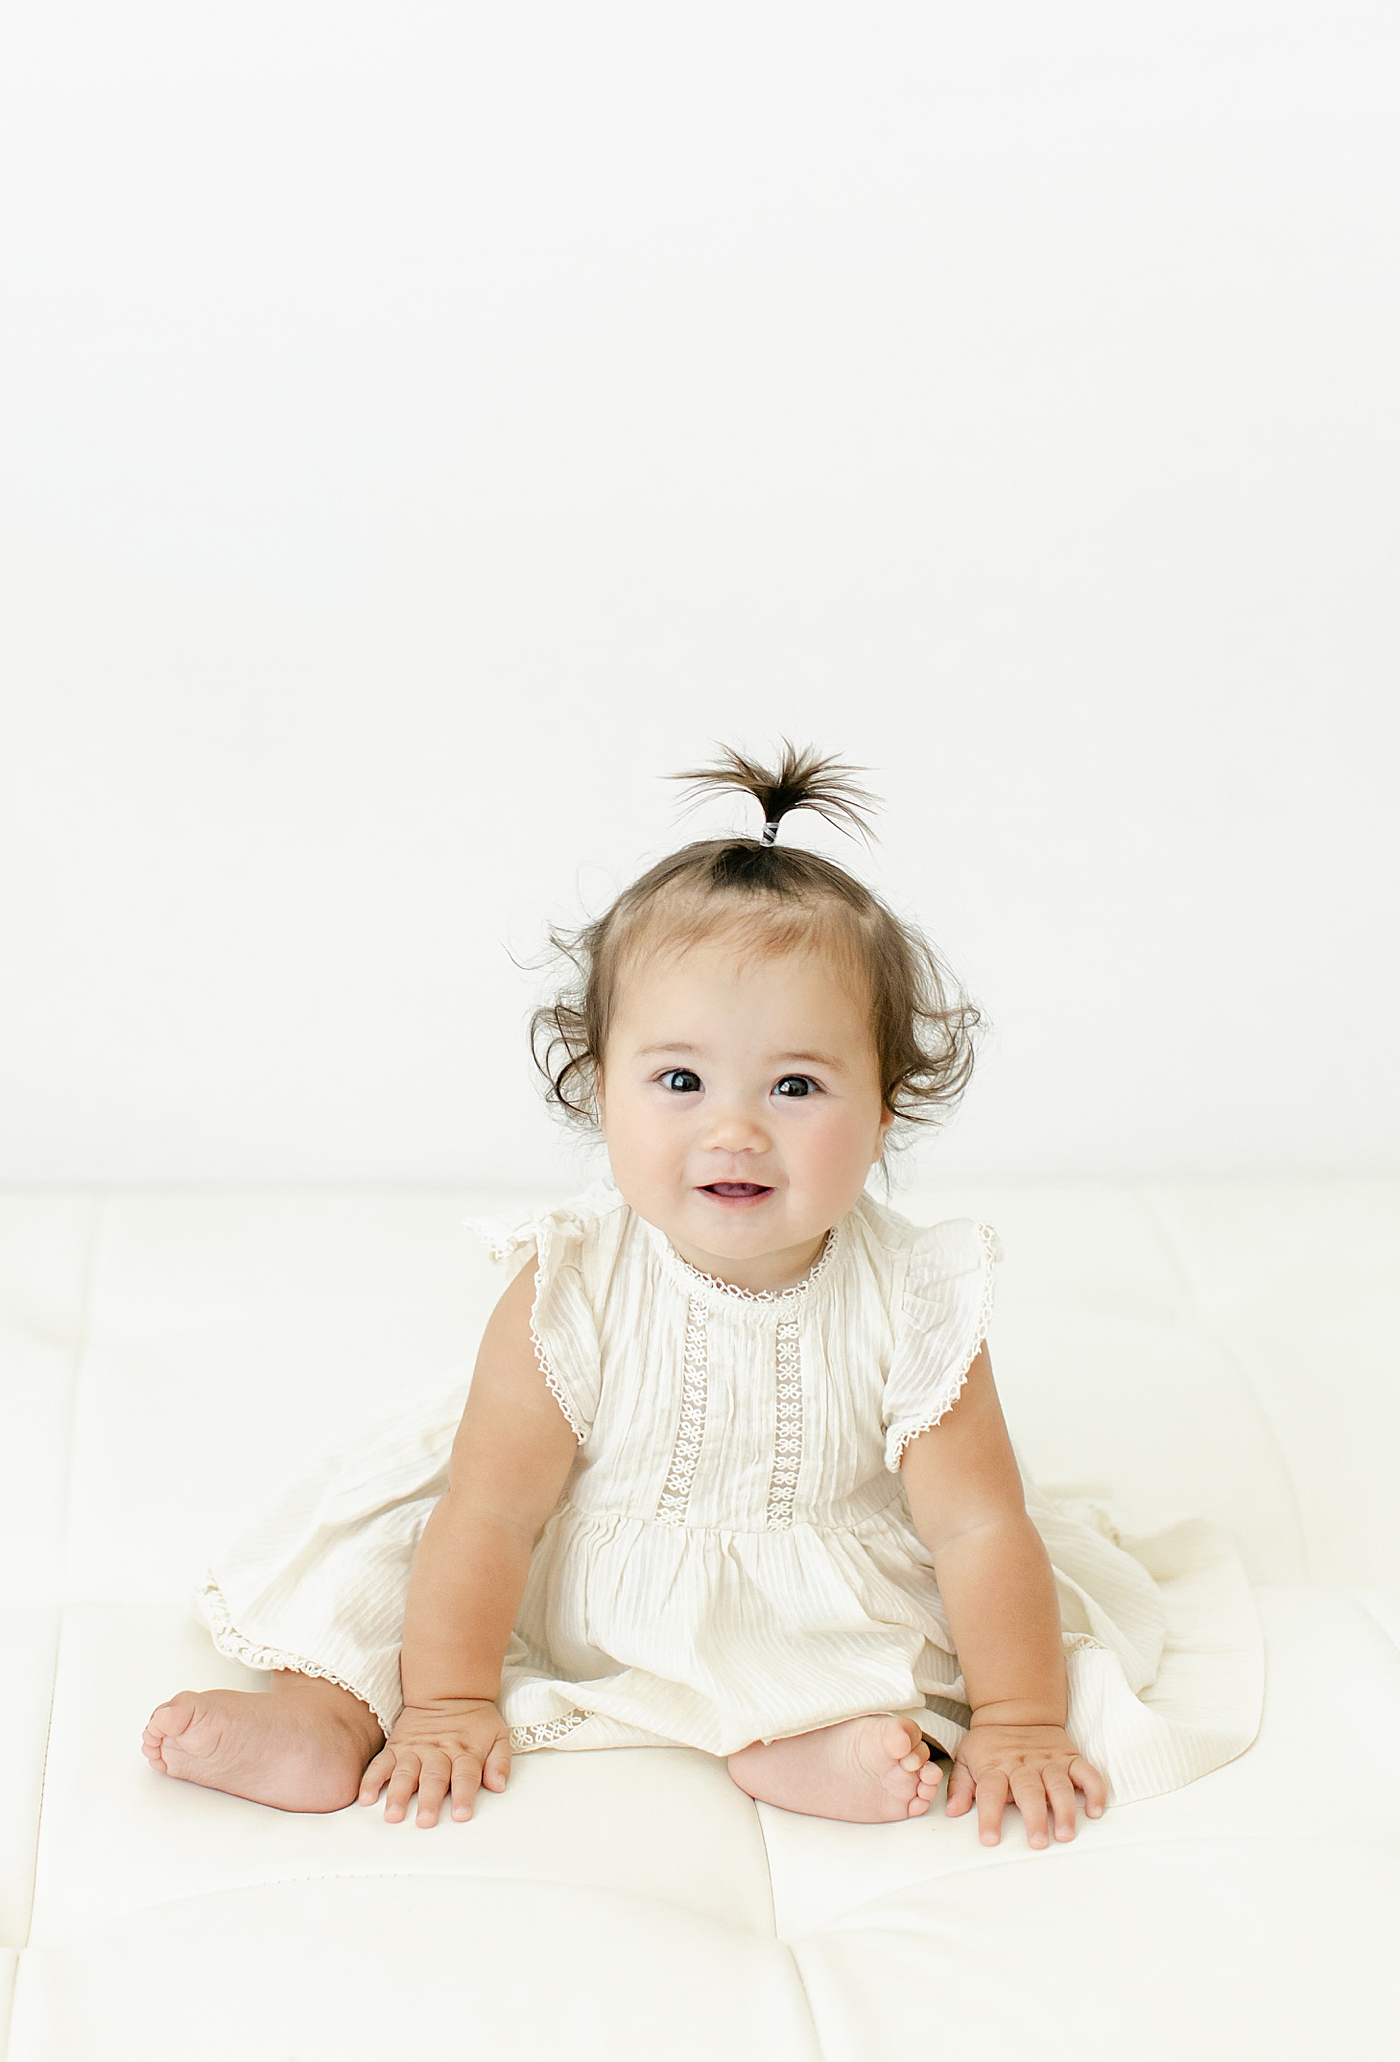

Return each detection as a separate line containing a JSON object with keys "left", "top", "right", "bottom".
{"left": 463, "top": 1196, "right": 607, "bottom": 1444}
{"left": 882, "top": 1218, "right": 1000, "bottom": 1471}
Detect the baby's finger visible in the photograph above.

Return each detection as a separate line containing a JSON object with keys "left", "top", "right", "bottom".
{"left": 414, "top": 1750, "right": 452, "bottom": 1828}
{"left": 944, "top": 1758, "right": 976, "bottom": 1817}
{"left": 382, "top": 1753, "right": 422, "bottom": 1824}
{"left": 450, "top": 1752, "right": 485, "bottom": 1821}
{"left": 976, "top": 1768, "right": 1010, "bottom": 1846}
{"left": 480, "top": 1736, "right": 512, "bottom": 1794}
{"left": 1008, "top": 1767, "right": 1050, "bottom": 1850}
{"left": 1071, "top": 1754, "right": 1108, "bottom": 1819}
{"left": 357, "top": 1746, "right": 396, "bottom": 1806}
{"left": 1045, "top": 1769, "right": 1080, "bottom": 1841}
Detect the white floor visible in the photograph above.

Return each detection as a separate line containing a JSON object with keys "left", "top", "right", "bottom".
{"left": 2, "top": 1179, "right": 1397, "bottom": 2059}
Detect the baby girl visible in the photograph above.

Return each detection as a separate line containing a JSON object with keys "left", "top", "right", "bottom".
{"left": 143, "top": 746, "right": 1254, "bottom": 1840}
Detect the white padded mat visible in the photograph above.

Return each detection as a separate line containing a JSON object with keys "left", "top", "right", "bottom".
{"left": 2, "top": 1179, "right": 1397, "bottom": 2061}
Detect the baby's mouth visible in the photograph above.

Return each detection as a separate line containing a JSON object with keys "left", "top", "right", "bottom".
{"left": 699, "top": 1182, "right": 774, "bottom": 1200}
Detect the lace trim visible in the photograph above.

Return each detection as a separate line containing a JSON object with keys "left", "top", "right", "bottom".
{"left": 887, "top": 1221, "right": 999, "bottom": 1468}
{"left": 659, "top": 1222, "right": 840, "bottom": 1306}
{"left": 464, "top": 1181, "right": 624, "bottom": 1267}
{"left": 196, "top": 1574, "right": 394, "bottom": 1735}
{"left": 764, "top": 1313, "right": 804, "bottom": 1529}
{"left": 466, "top": 1222, "right": 519, "bottom": 1262}
{"left": 463, "top": 1215, "right": 585, "bottom": 1443}
{"left": 656, "top": 1298, "right": 709, "bottom": 1523}
{"left": 532, "top": 1327, "right": 587, "bottom": 1444}
{"left": 530, "top": 1219, "right": 587, "bottom": 1445}
{"left": 463, "top": 1212, "right": 538, "bottom": 1262}
{"left": 510, "top": 1709, "right": 589, "bottom": 1750}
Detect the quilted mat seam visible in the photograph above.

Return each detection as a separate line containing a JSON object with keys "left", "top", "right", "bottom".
{"left": 23, "top": 1197, "right": 107, "bottom": 1959}
{"left": 1130, "top": 1185, "right": 1312, "bottom": 1577}
{"left": 23, "top": 1869, "right": 787, "bottom": 1949}
{"left": 780, "top": 1826, "right": 1400, "bottom": 1939}
{"left": 1345, "top": 1591, "right": 1400, "bottom": 1662}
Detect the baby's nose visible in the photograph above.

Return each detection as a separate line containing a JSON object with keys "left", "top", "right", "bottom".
{"left": 701, "top": 1106, "right": 773, "bottom": 1153}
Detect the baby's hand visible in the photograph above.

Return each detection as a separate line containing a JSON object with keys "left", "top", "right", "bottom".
{"left": 358, "top": 1699, "right": 512, "bottom": 1827}
{"left": 945, "top": 1723, "right": 1106, "bottom": 1848}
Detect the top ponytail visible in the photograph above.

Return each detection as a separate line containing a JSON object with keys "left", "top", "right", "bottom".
{"left": 670, "top": 741, "right": 875, "bottom": 849}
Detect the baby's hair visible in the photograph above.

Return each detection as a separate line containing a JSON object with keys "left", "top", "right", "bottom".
{"left": 671, "top": 742, "right": 876, "bottom": 849}
{"left": 531, "top": 741, "right": 980, "bottom": 1144}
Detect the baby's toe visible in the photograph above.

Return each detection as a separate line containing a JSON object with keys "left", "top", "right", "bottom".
{"left": 146, "top": 1693, "right": 197, "bottom": 1741}
{"left": 902, "top": 1754, "right": 942, "bottom": 1815}
{"left": 880, "top": 1717, "right": 923, "bottom": 1766}
{"left": 880, "top": 1755, "right": 926, "bottom": 1812}
{"left": 143, "top": 1696, "right": 196, "bottom": 1769}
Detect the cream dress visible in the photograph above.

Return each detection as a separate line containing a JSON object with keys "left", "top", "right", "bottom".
{"left": 200, "top": 1181, "right": 1263, "bottom": 1805}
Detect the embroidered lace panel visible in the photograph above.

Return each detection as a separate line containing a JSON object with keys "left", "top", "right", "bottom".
{"left": 663, "top": 1224, "right": 839, "bottom": 1305}
{"left": 656, "top": 1298, "right": 709, "bottom": 1524}
{"left": 765, "top": 1314, "right": 803, "bottom": 1530}
{"left": 510, "top": 1709, "right": 589, "bottom": 1750}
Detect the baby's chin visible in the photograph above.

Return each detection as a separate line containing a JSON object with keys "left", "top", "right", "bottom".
{"left": 633, "top": 1184, "right": 836, "bottom": 1271}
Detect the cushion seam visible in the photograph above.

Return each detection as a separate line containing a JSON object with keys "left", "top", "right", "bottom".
{"left": 26, "top": 1194, "right": 107, "bottom": 1951}
{"left": 782, "top": 1828, "right": 1400, "bottom": 1938}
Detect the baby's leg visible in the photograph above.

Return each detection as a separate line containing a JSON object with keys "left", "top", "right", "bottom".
{"left": 727, "top": 1715, "right": 941, "bottom": 1823}
{"left": 143, "top": 1670, "right": 383, "bottom": 1813}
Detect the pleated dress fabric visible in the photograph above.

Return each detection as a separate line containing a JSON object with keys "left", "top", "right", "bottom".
{"left": 199, "top": 1181, "right": 1263, "bottom": 1804}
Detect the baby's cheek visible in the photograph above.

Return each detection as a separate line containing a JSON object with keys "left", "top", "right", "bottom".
{"left": 605, "top": 1133, "right": 682, "bottom": 1224}
{"left": 789, "top": 1115, "right": 876, "bottom": 1213}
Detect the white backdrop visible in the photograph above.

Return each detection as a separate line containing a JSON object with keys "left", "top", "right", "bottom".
{"left": 1, "top": 1, "right": 1396, "bottom": 1185}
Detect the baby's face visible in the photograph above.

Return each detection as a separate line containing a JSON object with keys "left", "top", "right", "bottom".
{"left": 599, "top": 935, "right": 893, "bottom": 1291}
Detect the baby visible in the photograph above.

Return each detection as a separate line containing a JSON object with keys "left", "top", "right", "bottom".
{"left": 144, "top": 746, "right": 1249, "bottom": 1840}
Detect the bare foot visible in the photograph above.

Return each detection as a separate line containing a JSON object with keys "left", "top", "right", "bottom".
{"left": 727, "top": 1714, "right": 941, "bottom": 1823}
{"left": 142, "top": 1671, "right": 383, "bottom": 1813}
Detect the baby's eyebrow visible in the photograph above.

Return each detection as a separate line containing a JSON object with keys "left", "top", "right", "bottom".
{"left": 634, "top": 1042, "right": 847, "bottom": 1072}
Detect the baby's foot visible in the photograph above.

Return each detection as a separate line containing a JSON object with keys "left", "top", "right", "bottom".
{"left": 727, "top": 1714, "right": 941, "bottom": 1823}
{"left": 142, "top": 1678, "right": 381, "bottom": 1814}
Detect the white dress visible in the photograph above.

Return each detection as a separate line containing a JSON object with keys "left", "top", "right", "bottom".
{"left": 199, "top": 1181, "right": 1263, "bottom": 1804}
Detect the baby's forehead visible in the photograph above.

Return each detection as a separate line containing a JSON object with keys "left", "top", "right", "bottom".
{"left": 609, "top": 910, "right": 877, "bottom": 1048}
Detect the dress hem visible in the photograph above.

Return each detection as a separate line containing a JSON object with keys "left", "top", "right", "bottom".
{"left": 196, "top": 1573, "right": 397, "bottom": 1737}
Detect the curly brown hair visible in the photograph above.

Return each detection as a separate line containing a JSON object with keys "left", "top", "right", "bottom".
{"left": 531, "top": 743, "right": 980, "bottom": 1144}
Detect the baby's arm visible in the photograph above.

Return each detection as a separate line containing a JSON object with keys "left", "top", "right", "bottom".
{"left": 358, "top": 1261, "right": 578, "bottom": 1827}
{"left": 900, "top": 1348, "right": 1107, "bottom": 1847}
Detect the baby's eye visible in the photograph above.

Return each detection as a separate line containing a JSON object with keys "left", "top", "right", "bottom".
{"left": 774, "top": 1075, "right": 818, "bottom": 1098}
{"left": 659, "top": 1068, "right": 702, "bottom": 1094}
